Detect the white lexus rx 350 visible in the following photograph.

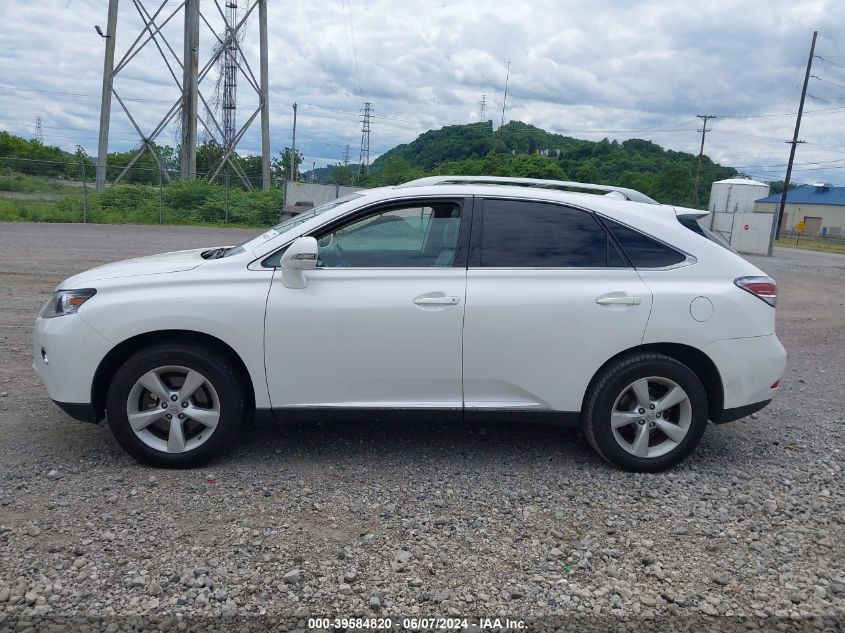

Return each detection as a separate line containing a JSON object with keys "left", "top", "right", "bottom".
{"left": 33, "top": 176, "right": 786, "bottom": 471}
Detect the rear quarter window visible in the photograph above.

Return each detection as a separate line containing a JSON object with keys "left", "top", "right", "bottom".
{"left": 602, "top": 218, "right": 687, "bottom": 268}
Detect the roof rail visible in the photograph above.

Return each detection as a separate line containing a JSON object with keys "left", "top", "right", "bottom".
{"left": 396, "top": 175, "right": 658, "bottom": 204}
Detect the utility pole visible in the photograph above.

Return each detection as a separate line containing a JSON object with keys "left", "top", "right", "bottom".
{"left": 95, "top": 0, "right": 118, "bottom": 192}
{"left": 479, "top": 94, "right": 487, "bottom": 122}
{"left": 769, "top": 30, "right": 818, "bottom": 254}
{"left": 258, "top": 0, "right": 271, "bottom": 190}
{"left": 357, "top": 101, "right": 372, "bottom": 182}
{"left": 690, "top": 115, "right": 717, "bottom": 206}
{"left": 290, "top": 102, "right": 298, "bottom": 181}
{"left": 500, "top": 61, "right": 510, "bottom": 128}
{"left": 35, "top": 118, "right": 43, "bottom": 143}
{"left": 312, "top": 161, "right": 316, "bottom": 182}
{"left": 180, "top": 0, "right": 200, "bottom": 180}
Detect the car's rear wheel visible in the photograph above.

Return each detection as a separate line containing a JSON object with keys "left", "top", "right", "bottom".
{"left": 106, "top": 343, "right": 245, "bottom": 467}
{"left": 583, "top": 352, "right": 708, "bottom": 472}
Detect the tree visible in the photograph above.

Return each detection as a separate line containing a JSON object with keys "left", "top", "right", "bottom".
{"left": 575, "top": 161, "right": 601, "bottom": 184}
{"left": 272, "top": 147, "right": 303, "bottom": 183}
{"left": 377, "top": 156, "right": 421, "bottom": 185}
{"left": 655, "top": 163, "right": 692, "bottom": 204}
{"left": 330, "top": 163, "right": 354, "bottom": 185}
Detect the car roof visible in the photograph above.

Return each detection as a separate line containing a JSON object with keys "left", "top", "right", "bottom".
{"left": 355, "top": 183, "right": 689, "bottom": 227}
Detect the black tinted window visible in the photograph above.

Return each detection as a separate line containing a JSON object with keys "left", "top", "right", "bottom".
{"left": 603, "top": 218, "right": 686, "bottom": 268}
{"left": 480, "top": 199, "right": 621, "bottom": 267}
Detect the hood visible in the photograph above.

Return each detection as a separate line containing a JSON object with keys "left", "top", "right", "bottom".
{"left": 59, "top": 247, "right": 212, "bottom": 288}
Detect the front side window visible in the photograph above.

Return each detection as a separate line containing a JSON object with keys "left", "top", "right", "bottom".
{"left": 479, "top": 199, "right": 622, "bottom": 268}
{"left": 316, "top": 202, "right": 462, "bottom": 267}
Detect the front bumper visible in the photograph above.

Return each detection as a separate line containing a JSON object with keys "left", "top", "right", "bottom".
{"left": 53, "top": 400, "right": 99, "bottom": 424}
{"left": 33, "top": 313, "right": 113, "bottom": 418}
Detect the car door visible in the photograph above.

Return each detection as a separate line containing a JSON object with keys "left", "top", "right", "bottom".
{"left": 264, "top": 197, "right": 471, "bottom": 411}
{"left": 462, "top": 197, "right": 653, "bottom": 414}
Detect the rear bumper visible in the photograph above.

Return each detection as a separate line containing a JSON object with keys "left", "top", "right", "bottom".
{"left": 703, "top": 334, "right": 786, "bottom": 410}
{"left": 712, "top": 398, "right": 771, "bottom": 424}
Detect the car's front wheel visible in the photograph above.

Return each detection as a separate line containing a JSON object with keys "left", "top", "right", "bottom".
{"left": 106, "top": 343, "right": 245, "bottom": 467}
{"left": 583, "top": 352, "right": 709, "bottom": 472}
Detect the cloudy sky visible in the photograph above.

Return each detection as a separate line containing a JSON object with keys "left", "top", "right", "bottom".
{"left": 1, "top": 0, "right": 844, "bottom": 185}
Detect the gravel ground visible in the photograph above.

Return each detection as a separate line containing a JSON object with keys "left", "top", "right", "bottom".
{"left": 0, "top": 223, "right": 843, "bottom": 632}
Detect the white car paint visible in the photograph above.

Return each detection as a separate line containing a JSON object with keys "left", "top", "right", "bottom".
{"left": 462, "top": 268, "right": 652, "bottom": 411}
{"left": 33, "top": 181, "right": 786, "bottom": 436}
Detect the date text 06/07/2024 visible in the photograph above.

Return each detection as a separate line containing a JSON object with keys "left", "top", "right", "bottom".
{"left": 307, "top": 617, "right": 527, "bottom": 630}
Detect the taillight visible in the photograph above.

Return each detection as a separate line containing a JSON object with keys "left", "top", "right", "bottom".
{"left": 734, "top": 276, "right": 777, "bottom": 307}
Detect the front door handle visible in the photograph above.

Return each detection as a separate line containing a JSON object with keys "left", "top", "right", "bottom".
{"left": 596, "top": 296, "right": 642, "bottom": 306}
{"left": 414, "top": 295, "right": 460, "bottom": 306}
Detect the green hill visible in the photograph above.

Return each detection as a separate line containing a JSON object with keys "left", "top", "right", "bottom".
{"left": 363, "top": 121, "right": 737, "bottom": 208}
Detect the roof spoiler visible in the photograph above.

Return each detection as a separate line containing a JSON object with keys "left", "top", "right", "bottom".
{"left": 396, "top": 175, "right": 659, "bottom": 205}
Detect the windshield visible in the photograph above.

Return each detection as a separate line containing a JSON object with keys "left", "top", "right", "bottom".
{"left": 223, "top": 193, "right": 364, "bottom": 257}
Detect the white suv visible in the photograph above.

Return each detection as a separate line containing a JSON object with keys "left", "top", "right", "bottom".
{"left": 33, "top": 176, "right": 786, "bottom": 472}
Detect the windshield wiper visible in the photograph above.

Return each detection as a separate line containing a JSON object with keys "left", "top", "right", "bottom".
{"left": 202, "top": 247, "right": 229, "bottom": 259}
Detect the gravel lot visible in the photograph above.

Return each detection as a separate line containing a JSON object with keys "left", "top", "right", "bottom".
{"left": 0, "top": 222, "right": 843, "bottom": 631}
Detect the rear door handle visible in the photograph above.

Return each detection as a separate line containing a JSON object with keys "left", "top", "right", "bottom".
{"left": 414, "top": 295, "right": 460, "bottom": 306}
{"left": 596, "top": 296, "right": 642, "bottom": 306}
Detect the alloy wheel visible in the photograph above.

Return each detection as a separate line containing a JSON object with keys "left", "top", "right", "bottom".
{"left": 125, "top": 365, "right": 220, "bottom": 454}
{"left": 610, "top": 376, "right": 692, "bottom": 459}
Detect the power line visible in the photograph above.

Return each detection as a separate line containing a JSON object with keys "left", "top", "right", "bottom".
{"left": 342, "top": 0, "right": 362, "bottom": 98}
{"left": 732, "top": 157, "right": 845, "bottom": 169}
{"left": 815, "top": 55, "right": 845, "bottom": 70}
{"left": 717, "top": 104, "right": 845, "bottom": 118}
{"left": 710, "top": 129, "right": 790, "bottom": 143}
{"left": 811, "top": 74, "right": 845, "bottom": 91}
{"left": 0, "top": 83, "right": 175, "bottom": 104}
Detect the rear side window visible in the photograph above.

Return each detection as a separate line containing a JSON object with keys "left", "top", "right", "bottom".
{"left": 603, "top": 218, "right": 687, "bottom": 268}
{"left": 678, "top": 214, "right": 736, "bottom": 253}
{"left": 479, "top": 199, "right": 625, "bottom": 268}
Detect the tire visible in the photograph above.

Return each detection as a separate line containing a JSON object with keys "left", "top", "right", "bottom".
{"left": 583, "top": 352, "right": 708, "bottom": 472}
{"left": 106, "top": 342, "right": 246, "bottom": 468}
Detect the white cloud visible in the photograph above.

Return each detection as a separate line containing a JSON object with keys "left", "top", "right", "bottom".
{"left": 0, "top": 0, "right": 843, "bottom": 183}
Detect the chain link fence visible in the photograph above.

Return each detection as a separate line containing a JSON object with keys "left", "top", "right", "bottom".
{"left": 777, "top": 229, "right": 845, "bottom": 254}
{"left": 0, "top": 156, "right": 283, "bottom": 227}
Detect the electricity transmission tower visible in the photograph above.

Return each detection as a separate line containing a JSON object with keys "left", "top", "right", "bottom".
{"left": 35, "top": 118, "right": 43, "bottom": 143}
{"left": 343, "top": 144, "right": 351, "bottom": 167}
{"left": 221, "top": 1, "right": 238, "bottom": 151}
{"left": 94, "top": 0, "right": 271, "bottom": 192}
{"left": 357, "top": 101, "right": 372, "bottom": 181}
{"left": 479, "top": 95, "right": 487, "bottom": 122}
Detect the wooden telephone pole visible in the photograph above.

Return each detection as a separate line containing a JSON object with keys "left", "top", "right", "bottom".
{"left": 690, "top": 115, "right": 716, "bottom": 206}
{"left": 769, "top": 30, "right": 818, "bottom": 254}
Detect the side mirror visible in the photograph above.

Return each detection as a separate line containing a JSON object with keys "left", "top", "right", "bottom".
{"left": 280, "top": 236, "right": 318, "bottom": 289}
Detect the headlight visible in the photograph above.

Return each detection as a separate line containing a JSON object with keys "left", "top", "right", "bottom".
{"left": 39, "top": 289, "right": 97, "bottom": 318}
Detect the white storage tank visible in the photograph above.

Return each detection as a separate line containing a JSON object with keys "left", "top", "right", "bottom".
{"left": 707, "top": 178, "right": 773, "bottom": 256}
{"left": 708, "top": 178, "right": 770, "bottom": 214}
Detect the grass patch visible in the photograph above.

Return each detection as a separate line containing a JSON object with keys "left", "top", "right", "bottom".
{"left": 0, "top": 180, "right": 283, "bottom": 228}
{"left": 0, "top": 171, "right": 82, "bottom": 194}
{"left": 776, "top": 237, "right": 845, "bottom": 255}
